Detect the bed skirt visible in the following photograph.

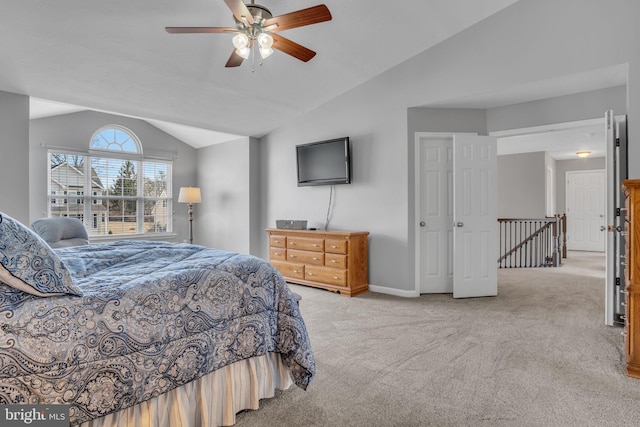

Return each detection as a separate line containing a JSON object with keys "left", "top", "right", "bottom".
{"left": 79, "top": 352, "right": 294, "bottom": 427}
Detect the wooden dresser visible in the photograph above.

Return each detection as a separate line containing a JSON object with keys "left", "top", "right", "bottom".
{"left": 265, "top": 228, "right": 369, "bottom": 297}
{"left": 623, "top": 179, "right": 640, "bottom": 378}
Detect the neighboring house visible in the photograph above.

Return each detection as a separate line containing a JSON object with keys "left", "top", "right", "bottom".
{"left": 149, "top": 189, "right": 169, "bottom": 232}
{"left": 49, "top": 162, "right": 108, "bottom": 233}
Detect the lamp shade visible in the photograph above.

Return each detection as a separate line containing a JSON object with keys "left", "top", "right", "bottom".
{"left": 178, "top": 187, "right": 202, "bottom": 204}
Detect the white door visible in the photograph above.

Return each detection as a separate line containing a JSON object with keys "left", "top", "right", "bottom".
{"left": 418, "top": 137, "right": 454, "bottom": 293}
{"left": 452, "top": 135, "right": 498, "bottom": 298}
{"left": 605, "top": 111, "right": 628, "bottom": 325}
{"left": 566, "top": 170, "right": 605, "bottom": 252}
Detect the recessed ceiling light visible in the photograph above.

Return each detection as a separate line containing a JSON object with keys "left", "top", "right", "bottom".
{"left": 576, "top": 151, "right": 591, "bottom": 158}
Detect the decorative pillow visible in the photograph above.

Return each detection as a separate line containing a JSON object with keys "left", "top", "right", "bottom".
{"left": 0, "top": 212, "right": 82, "bottom": 297}
{"left": 32, "top": 217, "right": 89, "bottom": 248}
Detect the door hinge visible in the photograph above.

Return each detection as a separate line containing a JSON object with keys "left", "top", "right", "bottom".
{"left": 616, "top": 208, "right": 621, "bottom": 216}
{"left": 616, "top": 277, "right": 621, "bottom": 287}
{"left": 616, "top": 137, "right": 620, "bottom": 147}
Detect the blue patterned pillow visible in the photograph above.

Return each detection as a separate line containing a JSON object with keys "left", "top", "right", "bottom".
{"left": 0, "top": 212, "right": 82, "bottom": 297}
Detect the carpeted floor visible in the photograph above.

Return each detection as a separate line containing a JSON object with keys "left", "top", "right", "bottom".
{"left": 235, "top": 252, "right": 640, "bottom": 426}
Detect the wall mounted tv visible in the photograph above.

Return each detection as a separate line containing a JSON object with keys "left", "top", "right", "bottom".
{"left": 296, "top": 137, "right": 351, "bottom": 186}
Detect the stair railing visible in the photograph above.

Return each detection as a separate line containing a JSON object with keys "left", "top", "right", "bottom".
{"left": 498, "top": 217, "right": 563, "bottom": 268}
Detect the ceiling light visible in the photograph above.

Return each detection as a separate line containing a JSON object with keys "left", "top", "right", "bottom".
{"left": 236, "top": 46, "right": 251, "bottom": 59}
{"left": 257, "top": 33, "right": 273, "bottom": 49}
{"left": 576, "top": 151, "right": 591, "bottom": 158}
{"left": 232, "top": 33, "right": 249, "bottom": 50}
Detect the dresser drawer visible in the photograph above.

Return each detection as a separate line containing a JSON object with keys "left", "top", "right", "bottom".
{"left": 306, "top": 265, "right": 347, "bottom": 287}
{"left": 271, "top": 260, "right": 305, "bottom": 280}
{"left": 325, "top": 239, "right": 347, "bottom": 254}
{"left": 287, "top": 237, "right": 324, "bottom": 252}
{"left": 269, "top": 247, "right": 286, "bottom": 261}
{"left": 325, "top": 253, "right": 347, "bottom": 269}
{"left": 287, "top": 249, "right": 324, "bottom": 265}
{"left": 269, "top": 235, "right": 287, "bottom": 248}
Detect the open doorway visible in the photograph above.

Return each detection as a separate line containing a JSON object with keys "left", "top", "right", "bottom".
{"left": 490, "top": 115, "right": 627, "bottom": 326}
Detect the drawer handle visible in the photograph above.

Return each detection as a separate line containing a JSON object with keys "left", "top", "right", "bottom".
{"left": 331, "top": 245, "right": 338, "bottom": 248}
{"left": 290, "top": 242, "right": 296, "bottom": 245}
{"left": 331, "top": 260, "right": 338, "bottom": 263}
{"left": 290, "top": 255, "right": 296, "bottom": 259}
{"left": 308, "top": 272, "right": 314, "bottom": 276}
{"left": 313, "top": 257, "right": 320, "bottom": 260}
{"left": 274, "top": 240, "right": 281, "bottom": 243}
{"left": 293, "top": 269, "right": 300, "bottom": 273}
{"left": 333, "top": 276, "right": 339, "bottom": 280}
{"left": 275, "top": 252, "right": 281, "bottom": 256}
{"left": 621, "top": 290, "right": 628, "bottom": 294}
{"left": 313, "top": 244, "right": 320, "bottom": 247}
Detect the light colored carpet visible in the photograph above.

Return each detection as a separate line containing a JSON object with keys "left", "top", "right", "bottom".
{"left": 235, "top": 252, "right": 640, "bottom": 426}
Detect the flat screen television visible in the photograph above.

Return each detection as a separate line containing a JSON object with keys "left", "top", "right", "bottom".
{"left": 296, "top": 137, "right": 351, "bottom": 186}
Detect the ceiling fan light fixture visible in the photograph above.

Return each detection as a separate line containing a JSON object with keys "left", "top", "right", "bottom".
{"left": 232, "top": 33, "right": 249, "bottom": 49}
{"left": 236, "top": 46, "right": 251, "bottom": 59}
{"left": 257, "top": 32, "right": 273, "bottom": 49}
{"left": 576, "top": 151, "right": 591, "bottom": 158}
{"left": 259, "top": 46, "right": 274, "bottom": 59}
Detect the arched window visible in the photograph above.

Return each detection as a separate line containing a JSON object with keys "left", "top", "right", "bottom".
{"left": 47, "top": 125, "right": 172, "bottom": 237}
{"left": 91, "top": 125, "right": 142, "bottom": 154}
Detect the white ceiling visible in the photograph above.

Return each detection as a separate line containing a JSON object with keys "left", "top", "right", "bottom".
{"left": 3, "top": 0, "right": 625, "bottom": 155}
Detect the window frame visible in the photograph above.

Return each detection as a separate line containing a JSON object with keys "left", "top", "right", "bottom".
{"left": 46, "top": 126, "right": 174, "bottom": 239}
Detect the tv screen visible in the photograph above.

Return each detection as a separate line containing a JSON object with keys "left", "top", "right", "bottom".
{"left": 296, "top": 137, "right": 351, "bottom": 186}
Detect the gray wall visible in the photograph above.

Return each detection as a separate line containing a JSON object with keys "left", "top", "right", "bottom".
{"left": 257, "top": 0, "right": 639, "bottom": 295}
{"left": 0, "top": 91, "right": 29, "bottom": 224}
{"left": 497, "top": 152, "right": 547, "bottom": 218}
{"left": 487, "top": 86, "right": 627, "bottom": 133}
{"left": 196, "top": 137, "right": 259, "bottom": 254}
{"left": 29, "top": 111, "right": 198, "bottom": 242}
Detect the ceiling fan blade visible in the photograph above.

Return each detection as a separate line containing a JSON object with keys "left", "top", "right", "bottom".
{"left": 225, "top": 49, "right": 245, "bottom": 67}
{"left": 165, "top": 27, "right": 236, "bottom": 34}
{"left": 224, "top": 0, "right": 254, "bottom": 25}
{"left": 271, "top": 34, "right": 316, "bottom": 62}
{"left": 263, "top": 4, "right": 331, "bottom": 32}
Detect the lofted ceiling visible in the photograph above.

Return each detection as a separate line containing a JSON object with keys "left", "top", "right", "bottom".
{"left": 3, "top": 0, "right": 520, "bottom": 144}
{"left": 1, "top": 0, "right": 625, "bottom": 156}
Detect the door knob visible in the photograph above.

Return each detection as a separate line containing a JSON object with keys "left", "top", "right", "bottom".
{"left": 600, "top": 226, "right": 606, "bottom": 231}
{"left": 419, "top": 221, "right": 426, "bottom": 227}
{"left": 454, "top": 222, "right": 464, "bottom": 228}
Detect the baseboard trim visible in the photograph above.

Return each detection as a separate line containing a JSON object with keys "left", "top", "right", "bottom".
{"left": 368, "top": 285, "right": 419, "bottom": 298}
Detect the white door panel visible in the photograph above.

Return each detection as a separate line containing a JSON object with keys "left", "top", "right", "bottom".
{"left": 453, "top": 135, "right": 498, "bottom": 298}
{"left": 419, "top": 138, "right": 453, "bottom": 293}
{"left": 566, "top": 170, "right": 605, "bottom": 252}
{"left": 605, "top": 112, "right": 628, "bottom": 326}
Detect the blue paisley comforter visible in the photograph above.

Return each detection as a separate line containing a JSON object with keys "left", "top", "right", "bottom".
{"left": 0, "top": 240, "right": 315, "bottom": 425}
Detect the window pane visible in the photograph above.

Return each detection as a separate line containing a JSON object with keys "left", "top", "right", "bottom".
{"left": 49, "top": 153, "right": 87, "bottom": 218}
{"left": 91, "top": 126, "right": 140, "bottom": 153}
{"left": 49, "top": 143, "right": 171, "bottom": 237}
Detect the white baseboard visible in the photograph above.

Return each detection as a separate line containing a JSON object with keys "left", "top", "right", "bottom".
{"left": 368, "top": 284, "right": 419, "bottom": 298}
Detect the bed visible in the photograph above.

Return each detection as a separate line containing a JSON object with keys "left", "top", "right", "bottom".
{"left": 0, "top": 212, "right": 315, "bottom": 426}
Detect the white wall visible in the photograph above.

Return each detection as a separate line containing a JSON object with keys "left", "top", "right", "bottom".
{"left": 29, "top": 111, "right": 198, "bottom": 242}
{"left": 257, "top": 0, "right": 639, "bottom": 294}
{"left": 0, "top": 91, "right": 29, "bottom": 224}
{"left": 497, "top": 152, "right": 547, "bottom": 218}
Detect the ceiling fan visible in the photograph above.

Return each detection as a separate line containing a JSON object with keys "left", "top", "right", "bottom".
{"left": 166, "top": 0, "right": 332, "bottom": 68}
